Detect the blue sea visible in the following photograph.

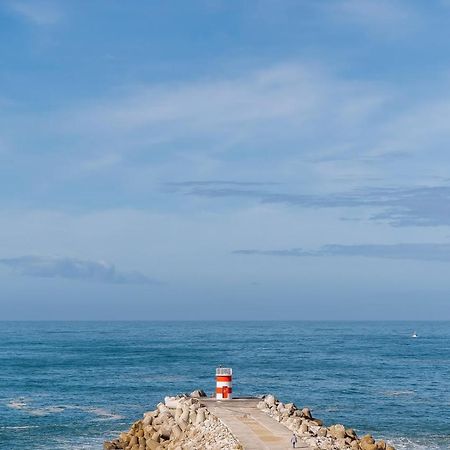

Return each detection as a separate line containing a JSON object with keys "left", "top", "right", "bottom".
{"left": 0, "top": 321, "right": 449, "bottom": 450}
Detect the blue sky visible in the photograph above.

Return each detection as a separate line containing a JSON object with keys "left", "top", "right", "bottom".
{"left": 1, "top": 0, "right": 450, "bottom": 320}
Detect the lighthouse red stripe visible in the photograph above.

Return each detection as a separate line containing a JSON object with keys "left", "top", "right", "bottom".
{"left": 216, "top": 387, "right": 233, "bottom": 394}
{"left": 216, "top": 376, "right": 232, "bottom": 382}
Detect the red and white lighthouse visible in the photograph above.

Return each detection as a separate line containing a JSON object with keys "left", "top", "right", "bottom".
{"left": 215, "top": 367, "right": 232, "bottom": 400}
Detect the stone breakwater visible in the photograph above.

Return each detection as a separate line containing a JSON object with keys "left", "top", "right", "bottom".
{"left": 104, "top": 392, "right": 395, "bottom": 450}
{"left": 256, "top": 394, "right": 395, "bottom": 450}
{"left": 103, "top": 393, "right": 241, "bottom": 450}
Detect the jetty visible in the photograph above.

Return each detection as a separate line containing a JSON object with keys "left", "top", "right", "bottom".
{"left": 104, "top": 393, "right": 396, "bottom": 450}
{"left": 201, "top": 398, "right": 312, "bottom": 449}
{"left": 104, "top": 367, "right": 396, "bottom": 450}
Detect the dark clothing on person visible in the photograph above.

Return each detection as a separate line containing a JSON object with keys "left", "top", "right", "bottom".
{"left": 291, "top": 433, "right": 298, "bottom": 448}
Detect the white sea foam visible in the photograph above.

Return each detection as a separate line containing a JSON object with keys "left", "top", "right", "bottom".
{"left": 80, "top": 407, "right": 124, "bottom": 420}
{"left": 6, "top": 398, "right": 65, "bottom": 416}
{"left": 27, "top": 406, "right": 65, "bottom": 416}
{"left": 324, "top": 406, "right": 340, "bottom": 412}
{"left": 0, "top": 425, "right": 40, "bottom": 430}
{"left": 390, "top": 436, "right": 446, "bottom": 450}
{"left": 6, "top": 398, "right": 122, "bottom": 419}
{"left": 382, "top": 390, "right": 416, "bottom": 397}
{"left": 7, "top": 399, "right": 28, "bottom": 410}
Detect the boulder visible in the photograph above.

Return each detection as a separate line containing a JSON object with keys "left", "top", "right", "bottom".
{"left": 190, "top": 389, "right": 207, "bottom": 398}
{"left": 299, "top": 422, "right": 309, "bottom": 434}
{"left": 177, "top": 418, "right": 188, "bottom": 431}
{"left": 171, "top": 424, "right": 182, "bottom": 439}
{"left": 160, "top": 425, "right": 171, "bottom": 440}
{"left": 151, "top": 431, "right": 161, "bottom": 442}
{"left": 188, "top": 410, "right": 197, "bottom": 424}
{"left": 284, "top": 402, "right": 296, "bottom": 414}
{"left": 264, "top": 394, "right": 276, "bottom": 407}
{"left": 329, "top": 424, "right": 346, "bottom": 439}
{"left": 103, "top": 442, "right": 120, "bottom": 450}
{"left": 301, "top": 408, "right": 312, "bottom": 419}
{"left": 158, "top": 404, "right": 170, "bottom": 415}
{"left": 346, "top": 428, "right": 357, "bottom": 439}
{"left": 360, "top": 435, "right": 375, "bottom": 444}
{"left": 143, "top": 414, "right": 153, "bottom": 427}
{"left": 146, "top": 441, "right": 159, "bottom": 450}
{"left": 164, "top": 397, "right": 181, "bottom": 409}
{"left": 180, "top": 408, "right": 189, "bottom": 423}
{"left": 361, "top": 444, "right": 377, "bottom": 450}
{"left": 195, "top": 408, "right": 206, "bottom": 424}
{"left": 119, "top": 432, "right": 130, "bottom": 444}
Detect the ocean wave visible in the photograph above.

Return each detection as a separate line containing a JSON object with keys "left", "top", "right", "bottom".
{"left": 78, "top": 407, "right": 124, "bottom": 420}
{"left": 6, "top": 399, "right": 121, "bottom": 419}
{"left": 7, "top": 399, "right": 28, "bottom": 410}
{"left": 0, "top": 425, "right": 40, "bottom": 430}
{"left": 390, "top": 436, "right": 449, "bottom": 450}
{"left": 323, "top": 406, "right": 340, "bottom": 412}
{"left": 382, "top": 390, "right": 416, "bottom": 397}
{"left": 7, "top": 399, "right": 65, "bottom": 416}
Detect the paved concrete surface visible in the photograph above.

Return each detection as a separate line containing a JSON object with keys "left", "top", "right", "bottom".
{"left": 200, "top": 398, "right": 313, "bottom": 450}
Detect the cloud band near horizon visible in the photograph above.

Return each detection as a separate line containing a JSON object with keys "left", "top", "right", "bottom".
{"left": 0, "top": 256, "right": 158, "bottom": 285}
{"left": 233, "top": 243, "right": 450, "bottom": 262}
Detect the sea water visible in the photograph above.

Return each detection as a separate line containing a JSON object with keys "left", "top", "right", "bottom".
{"left": 0, "top": 321, "right": 449, "bottom": 450}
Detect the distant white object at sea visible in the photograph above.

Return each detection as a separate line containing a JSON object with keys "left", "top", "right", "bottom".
{"left": 412, "top": 331, "right": 418, "bottom": 338}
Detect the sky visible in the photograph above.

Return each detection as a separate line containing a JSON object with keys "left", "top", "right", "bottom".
{"left": 1, "top": 0, "right": 450, "bottom": 320}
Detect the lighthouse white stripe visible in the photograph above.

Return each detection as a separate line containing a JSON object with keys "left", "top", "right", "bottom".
{"left": 216, "top": 381, "right": 232, "bottom": 388}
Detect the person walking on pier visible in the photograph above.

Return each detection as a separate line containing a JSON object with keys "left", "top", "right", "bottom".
{"left": 290, "top": 433, "right": 298, "bottom": 448}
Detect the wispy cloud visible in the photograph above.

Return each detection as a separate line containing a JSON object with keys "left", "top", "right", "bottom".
{"left": 166, "top": 180, "right": 280, "bottom": 187}
{"left": 173, "top": 184, "right": 450, "bottom": 227}
{"left": 332, "top": 0, "right": 418, "bottom": 35}
{"left": 14, "top": 60, "right": 450, "bottom": 201}
{"left": 234, "top": 243, "right": 450, "bottom": 262}
{"left": 60, "top": 63, "right": 387, "bottom": 160}
{"left": 0, "top": 256, "right": 158, "bottom": 285}
{"left": 7, "top": 0, "right": 62, "bottom": 26}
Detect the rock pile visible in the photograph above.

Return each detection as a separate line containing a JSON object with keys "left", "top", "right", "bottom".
{"left": 256, "top": 394, "right": 395, "bottom": 450}
{"left": 104, "top": 392, "right": 396, "bottom": 450}
{"left": 103, "top": 393, "right": 241, "bottom": 450}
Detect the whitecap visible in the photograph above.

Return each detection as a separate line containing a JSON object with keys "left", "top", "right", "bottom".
{"left": 6, "top": 399, "right": 65, "bottom": 416}
{"left": 382, "top": 390, "right": 416, "bottom": 397}
{"left": 81, "top": 407, "right": 124, "bottom": 420}
{"left": 7, "top": 399, "right": 28, "bottom": 410}
{"left": 27, "top": 406, "right": 65, "bottom": 416}
{"left": 389, "top": 436, "right": 446, "bottom": 450}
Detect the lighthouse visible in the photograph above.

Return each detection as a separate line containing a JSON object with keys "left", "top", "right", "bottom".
{"left": 216, "top": 367, "right": 232, "bottom": 400}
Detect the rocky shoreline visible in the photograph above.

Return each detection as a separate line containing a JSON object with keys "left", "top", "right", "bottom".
{"left": 104, "top": 391, "right": 395, "bottom": 450}
{"left": 256, "top": 394, "right": 395, "bottom": 450}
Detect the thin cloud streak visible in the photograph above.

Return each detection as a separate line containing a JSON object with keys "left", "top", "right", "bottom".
{"left": 8, "top": 0, "right": 62, "bottom": 25}
{"left": 334, "top": 0, "right": 417, "bottom": 34}
{"left": 0, "top": 256, "right": 158, "bottom": 285}
{"left": 166, "top": 180, "right": 280, "bottom": 187}
{"left": 177, "top": 184, "right": 450, "bottom": 227}
{"left": 234, "top": 243, "right": 450, "bottom": 262}
{"left": 58, "top": 63, "right": 388, "bottom": 158}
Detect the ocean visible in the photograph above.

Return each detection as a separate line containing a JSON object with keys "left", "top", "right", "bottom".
{"left": 0, "top": 321, "right": 448, "bottom": 450}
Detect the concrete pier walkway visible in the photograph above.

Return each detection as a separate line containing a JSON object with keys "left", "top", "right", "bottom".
{"left": 200, "top": 398, "right": 313, "bottom": 450}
